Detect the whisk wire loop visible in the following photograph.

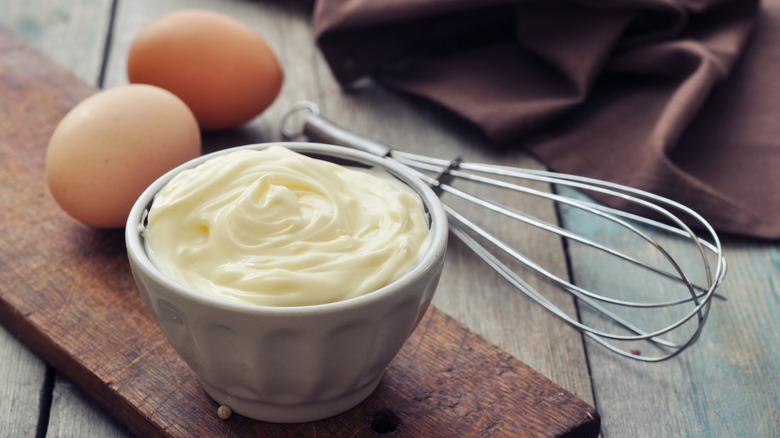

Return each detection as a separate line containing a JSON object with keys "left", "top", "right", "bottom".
{"left": 446, "top": 211, "right": 691, "bottom": 357}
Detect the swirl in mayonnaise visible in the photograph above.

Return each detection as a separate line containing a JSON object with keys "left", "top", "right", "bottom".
{"left": 144, "top": 146, "right": 431, "bottom": 307}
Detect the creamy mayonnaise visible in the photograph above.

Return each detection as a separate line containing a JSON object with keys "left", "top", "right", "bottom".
{"left": 144, "top": 146, "right": 431, "bottom": 307}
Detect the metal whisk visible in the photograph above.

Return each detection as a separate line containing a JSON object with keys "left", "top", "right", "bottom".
{"left": 280, "top": 101, "right": 726, "bottom": 362}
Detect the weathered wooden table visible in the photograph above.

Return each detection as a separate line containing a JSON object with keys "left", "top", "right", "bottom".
{"left": 1, "top": 1, "right": 778, "bottom": 436}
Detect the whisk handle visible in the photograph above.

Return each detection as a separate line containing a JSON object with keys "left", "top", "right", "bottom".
{"left": 302, "top": 113, "right": 392, "bottom": 158}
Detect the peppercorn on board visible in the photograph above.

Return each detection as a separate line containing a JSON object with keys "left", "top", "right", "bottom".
{"left": 0, "top": 26, "right": 599, "bottom": 438}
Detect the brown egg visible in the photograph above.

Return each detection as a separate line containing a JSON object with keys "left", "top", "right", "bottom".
{"left": 46, "top": 84, "right": 201, "bottom": 229}
{"left": 127, "top": 9, "right": 284, "bottom": 131}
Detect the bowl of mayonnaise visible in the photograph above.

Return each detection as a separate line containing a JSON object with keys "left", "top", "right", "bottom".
{"left": 125, "top": 142, "right": 448, "bottom": 423}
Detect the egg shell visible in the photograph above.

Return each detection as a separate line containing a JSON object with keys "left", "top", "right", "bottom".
{"left": 45, "top": 84, "right": 201, "bottom": 229}
{"left": 127, "top": 9, "right": 284, "bottom": 131}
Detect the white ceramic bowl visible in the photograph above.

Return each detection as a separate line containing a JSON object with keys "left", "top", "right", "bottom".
{"left": 125, "top": 142, "right": 448, "bottom": 423}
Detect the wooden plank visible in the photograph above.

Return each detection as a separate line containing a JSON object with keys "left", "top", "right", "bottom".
{"left": 0, "top": 0, "right": 112, "bottom": 85}
{"left": 102, "top": 0, "right": 595, "bottom": 406}
{"left": 47, "top": 372, "right": 132, "bottom": 437}
{"left": 0, "top": 2, "right": 127, "bottom": 436}
{"left": 559, "top": 188, "right": 780, "bottom": 437}
{"left": 0, "top": 23, "right": 599, "bottom": 438}
{"left": 0, "top": 328, "right": 47, "bottom": 436}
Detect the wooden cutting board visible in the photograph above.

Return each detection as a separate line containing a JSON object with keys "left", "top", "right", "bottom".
{"left": 0, "top": 26, "right": 599, "bottom": 437}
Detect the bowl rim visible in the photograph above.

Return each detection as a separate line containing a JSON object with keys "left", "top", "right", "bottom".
{"left": 125, "top": 142, "right": 448, "bottom": 315}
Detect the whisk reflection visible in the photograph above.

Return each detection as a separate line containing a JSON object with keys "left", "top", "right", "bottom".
{"left": 280, "top": 101, "right": 727, "bottom": 362}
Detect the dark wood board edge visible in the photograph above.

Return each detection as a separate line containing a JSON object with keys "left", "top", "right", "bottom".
{"left": 0, "top": 295, "right": 600, "bottom": 437}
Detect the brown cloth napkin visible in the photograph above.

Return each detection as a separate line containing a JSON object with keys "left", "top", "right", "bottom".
{"left": 313, "top": 0, "right": 780, "bottom": 239}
